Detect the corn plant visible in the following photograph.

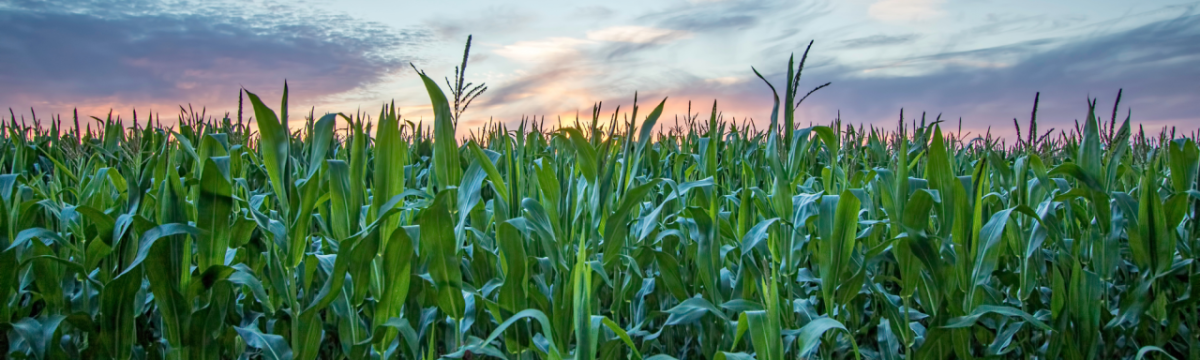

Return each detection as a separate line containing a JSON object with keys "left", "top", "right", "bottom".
{"left": 0, "top": 43, "right": 1198, "bottom": 360}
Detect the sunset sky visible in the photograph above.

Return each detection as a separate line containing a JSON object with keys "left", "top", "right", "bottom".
{"left": 2, "top": 0, "right": 1197, "bottom": 137}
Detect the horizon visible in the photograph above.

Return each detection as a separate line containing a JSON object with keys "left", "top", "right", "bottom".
{"left": 2, "top": 0, "right": 1198, "bottom": 138}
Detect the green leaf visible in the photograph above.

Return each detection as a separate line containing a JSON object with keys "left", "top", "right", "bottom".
{"left": 469, "top": 141, "right": 509, "bottom": 203}
{"left": 327, "top": 159, "right": 359, "bottom": 241}
{"left": 244, "top": 89, "right": 291, "bottom": 213}
{"left": 574, "top": 236, "right": 596, "bottom": 360}
{"left": 604, "top": 179, "right": 663, "bottom": 267}
{"left": 197, "top": 156, "right": 233, "bottom": 271}
{"left": 374, "top": 225, "right": 414, "bottom": 333}
{"left": 562, "top": 128, "right": 599, "bottom": 183}
{"left": 532, "top": 158, "right": 562, "bottom": 226}
{"left": 714, "top": 352, "right": 756, "bottom": 360}
{"left": 416, "top": 70, "right": 462, "bottom": 190}
{"left": 731, "top": 312, "right": 750, "bottom": 352}
{"left": 740, "top": 218, "right": 779, "bottom": 256}
{"left": 523, "top": 197, "right": 562, "bottom": 265}
{"left": 746, "top": 310, "right": 783, "bottom": 360}
{"left": 813, "top": 126, "right": 841, "bottom": 163}
{"left": 371, "top": 105, "right": 408, "bottom": 244}
{"left": 926, "top": 125, "right": 966, "bottom": 246}
{"left": 664, "top": 297, "right": 731, "bottom": 325}
{"left": 968, "top": 208, "right": 1015, "bottom": 299}
{"left": 794, "top": 317, "right": 857, "bottom": 359}
{"left": 687, "top": 205, "right": 723, "bottom": 305}
{"left": 229, "top": 265, "right": 275, "bottom": 314}
{"left": 118, "top": 223, "right": 204, "bottom": 279}
{"left": 496, "top": 220, "right": 530, "bottom": 352}
{"left": 6, "top": 227, "right": 72, "bottom": 252}
{"left": 1049, "top": 163, "right": 1103, "bottom": 192}
{"left": 236, "top": 325, "right": 294, "bottom": 360}
{"left": 1168, "top": 139, "right": 1199, "bottom": 191}
{"left": 10, "top": 315, "right": 66, "bottom": 360}
{"left": 597, "top": 316, "right": 643, "bottom": 360}
{"left": 420, "top": 191, "right": 464, "bottom": 319}
{"left": 100, "top": 265, "right": 142, "bottom": 359}
{"left": 1078, "top": 102, "right": 1103, "bottom": 182}
{"left": 817, "top": 190, "right": 860, "bottom": 314}
{"left": 306, "top": 113, "right": 336, "bottom": 178}
{"left": 655, "top": 251, "right": 690, "bottom": 301}
{"left": 1129, "top": 168, "right": 1174, "bottom": 275}
{"left": 901, "top": 189, "right": 938, "bottom": 235}
{"left": 943, "top": 305, "right": 1052, "bottom": 331}
{"left": 451, "top": 309, "right": 564, "bottom": 360}
{"left": 1136, "top": 346, "right": 1179, "bottom": 360}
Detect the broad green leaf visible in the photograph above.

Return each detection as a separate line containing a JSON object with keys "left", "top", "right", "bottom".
{"left": 603, "top": 179, "right": 662, "bottom": 267}
{"left": 745, "top": 310, "right": 783, "bottom": 360}
{"left": 574, "top": 237, "right": 595, "bottom": 360}
{"left": 416, "top": 69, "right": 462, "bottom": 191}
{"left": 655, "top": 251, "right": 690, "bottom": 301}
{"left": 497, "top": 220, "right": 530, "bottom": 352}
{"left": 469, "top": 141, "right": 509, "bottom": 203}
{"left": 739, "top": 217, "right": 779, "bottom": 256}
{"left": 306, "top": 113, "right": 336, "bottom": 178}
{"left": 794, "top": 317, "right": 857, "bottom": 360}
{"left": 236, "top": 325, "right": 294, "bottom": 360}
{"left": 197, "top": 156, "right": 233, "bottom": 271}
{"left": 327, "top": 159, "right": 358, "bottom": 241}
{"left": 10, "top": 315, "right": 66, "bottom": 360}
{"left": 420, "top": 191, "right": 464, "bottom": 319}
{"left": 244, "top": 89, "right": 291, "bottom": 213}
{"left": 1078, "top": 102, "right": 1103, "bottom": 182}
{"left": 374, "top": 225, "right": 414, "bottom": 333}
{"left": 1168, "top": 138, "right": 1199, "bottom": 191}
{"left": 562, "top": 128, "right": 599, "bottom": 183}
{"left": 664, "top": 297, "right": 731, "bottom": 325}
{"left": 118, "top": 223, "right": 204, "bottom": 278}
{"left": 943, "top": 305, "right": 1052, "bottom": 331}
{"left": 817, "top": 190, "right": 860, "bottom": 314}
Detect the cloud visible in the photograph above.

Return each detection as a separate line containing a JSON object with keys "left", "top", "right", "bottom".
{"left": 867, "top": 0, "right": 946, "bottom": 23}
{"left": 462, "top": 0, "right": 832, "bottom": 130}
{"left": 489, "top": 25, "right": 693, "bottom": 69}
{"left": 806, "top": 12, "right": 1200, "bottom": 135}
{"left": 479, "top": 66, "right": 596, "bottom": 107}
{"left": 424, "top": 6, "right": 535, "bottom": 40}
{"left": 571, "top": 6, "right": 616, "bottom": 19}
{"left": 587, "top": 26, "right": 692, "bottom": 44}
{"left": 849, "top": 38, "right": 1056, "bottom": 77}
{"left": 0, "top": 0, "right": 428, "bottom": 119}
{"left": 493, "top": 37, "right": 595, "bottom": 64}
{"left": 839, "top": 34, "right": 920, "bottom": 49}
{"left": 635, "top": 0, "right": 832, "bottom": 65}
{"left": 647, "top": 0, "right": 800, "bottom": 32}
{"left": 476, "top": 9, "right": 1200, "bottom": 140}
{"left": 704, "top": 76, "right": 748, "bottom": 86}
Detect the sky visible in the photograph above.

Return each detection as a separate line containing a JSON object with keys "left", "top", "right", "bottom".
{"left": 2, "top": 0, "right": 1198, "bottom": 138}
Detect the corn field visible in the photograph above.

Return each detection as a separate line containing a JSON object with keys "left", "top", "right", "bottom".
{"left": 2, "top": 53, "right": 1199, "bottom": 360}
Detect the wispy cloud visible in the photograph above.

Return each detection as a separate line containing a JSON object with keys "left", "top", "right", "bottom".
{"left": 839, "top": 34, "right": 920, "bottom": 49}
{"left": 476, "top": 9, "right": 1200, "bottom": 138}
{"left": 493, "top": 37, "right": 594, "bottom": 64}
{"left": 646, "top": 0, "right": 810, "bottom": 32}
{"left": 570, "top": 5, "right": 617, "bottom": 20}
{"left": 0, "top": 0, "right": 428, "bottom": 118}
{"left": 424, "top": 6, "right": 536, "bottom": 40}
{"left": 587, "top": 26, "right": 692, "bottom": 44}
{"left": 3, "top": 0, "right": 1194, "bottom": 139}
{"left": 809, "top": 12, "right": 1200, "bottom": 135}
{"left": 867, "top": 0, "right": 945, "bottom": 23}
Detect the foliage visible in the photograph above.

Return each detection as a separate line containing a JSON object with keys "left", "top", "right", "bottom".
{"left": 1, "top": 47, "right": 1198, "bottom": 360}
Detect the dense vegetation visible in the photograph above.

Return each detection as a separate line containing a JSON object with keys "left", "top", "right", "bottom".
{"left": 1, "top": 47, "right": 1199, "bottom": 360}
